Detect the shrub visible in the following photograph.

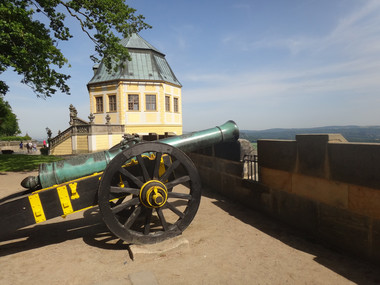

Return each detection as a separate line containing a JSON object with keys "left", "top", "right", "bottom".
{"left": 0, "top": 135, "right": 32, "bottom": 141}
{"left": 40, "top": 147, "right": 49, "bottom": 155}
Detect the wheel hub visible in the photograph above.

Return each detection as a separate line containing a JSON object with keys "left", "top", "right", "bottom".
{"left": 139, "top": 180, "right": 168, "bottom": 208}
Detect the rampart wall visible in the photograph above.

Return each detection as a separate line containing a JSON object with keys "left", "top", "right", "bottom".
{"left": 188, "top": 134, "right": 380, "bottom": 264}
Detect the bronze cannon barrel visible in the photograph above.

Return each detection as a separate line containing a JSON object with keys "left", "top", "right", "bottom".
{"left": 22, "top": 120, "right": 239, "bottom": 189}
{"left": 159, "top": 120, "right": 239, "bottom": 152}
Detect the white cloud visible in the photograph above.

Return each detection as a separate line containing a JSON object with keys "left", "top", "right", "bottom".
{"left": 182, "top": 52, "right": 380, "bottom": 104}
{"left": 184, "top": 0, "right": 380, "bottom": 110}
{"left": 223, "top": 0, "right": 380, "bottom": 59}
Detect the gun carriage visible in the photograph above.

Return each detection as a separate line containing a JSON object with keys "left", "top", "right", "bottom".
{"left": 0, "top": 121, "right": 239, "bottom": 244}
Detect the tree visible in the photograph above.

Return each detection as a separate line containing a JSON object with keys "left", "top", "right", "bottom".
{"left": 0, "top": 96, "right": 20, "bottom": 136}
{"left": 0, "top": 0, "right": 151, "bottom": 98}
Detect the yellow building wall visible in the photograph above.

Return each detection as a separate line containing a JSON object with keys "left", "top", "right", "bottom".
{"left": 127, "top": 84, "right": 139, "bottom": 91}
{"left": 107, "top": 113, "right": 118, "bottom": 122}
{"left": 77, "top": 136, "right": 88, "bottom": 152}
{"left": 94, "top": 115, "right": 103, "bottom": 124}
{"left": 122, "top": 82, "right": 182, "bottom": 135}
{"left": 95, "top": 135, "right": 109, "bottom": 150}
{"left": 111, "top": 134, "right": 123, "bottom": 147}
{"left": 145, "top": 113, "right": 158, "bottom": 123}
{"left": 118, "top": 83, "right": 125, "bottom": 124}
{"left": 50, "top": 137, "right": 72, "bottom": 155}
{"left": 89, "top": 81, "right": 182, "bottom": 135}
{"left": 145, "top": 84, "right": 156, "bottom": 92}
{"left": 50, "top": 133, "right": 125, "bottom": 155}
{"left": 125, "top": 125, "right": 182, "bottom": 135}
{"left": 128, "top": 112, "right": 141, "bottom": 123}
{"left": 89, "top": 84, "right": 121, "bottom": 125}
{"left": 158, "top": 85, "right": 165, "bottom": 125}
{"left": 164, "top": 85, "right": 172, "bottom": 93}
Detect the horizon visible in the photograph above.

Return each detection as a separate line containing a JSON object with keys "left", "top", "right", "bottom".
{"left": 3, "top": 0, "right": 380, "bottom": 139}
{"left": 25, "top": 123, "right": 380, "bottom": 141}
{"left": 241, "top": 124, "right": 380, "bottom": 132}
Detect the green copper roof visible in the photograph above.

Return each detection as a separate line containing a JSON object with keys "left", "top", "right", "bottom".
{"left": 88, "top": 34, "right": 181, "bottom": 87}
{"left": 120, "top": 33, "right": 164, "bottom": 55}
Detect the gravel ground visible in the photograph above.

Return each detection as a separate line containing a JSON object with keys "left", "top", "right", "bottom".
{"left": 1, "top": 171, "right": 379, "bottom": 285}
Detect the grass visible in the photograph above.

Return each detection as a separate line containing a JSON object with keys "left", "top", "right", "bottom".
{"left": 0, "top": 154, "right": 63, "bottom": 172}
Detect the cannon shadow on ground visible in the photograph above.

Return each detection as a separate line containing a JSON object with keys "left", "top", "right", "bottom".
{"left": 0, "top": 207, "right": 132, "bottom": 258}
{"left": 201, "top": 188, "right": 380, "bottom": 285}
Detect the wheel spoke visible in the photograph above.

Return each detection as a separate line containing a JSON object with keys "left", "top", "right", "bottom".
{"left": 159, "top": 159, "right": 180, "bottom": 182}
{"left": 111, "top": 197, "right": 140, "bottom": 214}
{"left": 144, "top": 208, "right": 153, "bottom": 235}
{"left": 156, "top": 208, "right": 168, "bottom": 231}
{"left": 110, "top": 186, "right": 139, "bottom": 195}
{"left": 119, "top": 166, "right": 144, "bottom": 188}
{"left": 110, "top": 197, "right": 125, "bottom": 206}
{"left": 167, "top": 192, "right": 192, "bottom": 200}
{"left": 124, "top": 206, "right": 142, "bottom": 229}
{"left": 136, "top": 154, "right": 150, "bottom": 182}
{"left": 165, "top": 175, "right": 190, "bottom": 189}
{"left": 153, "top": 152, "right": 163, "bottom": 179}
{"left": 165, "top": 202, "right": 185, "bottom": 218}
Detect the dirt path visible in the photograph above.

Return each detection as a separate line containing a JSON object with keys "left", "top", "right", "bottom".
{"left": 1, "top": 172, "right": 379, "bottom": 284}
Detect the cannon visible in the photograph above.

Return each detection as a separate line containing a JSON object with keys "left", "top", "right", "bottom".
{"left": 0, "top": 121, "right": 239, "bottom": 244}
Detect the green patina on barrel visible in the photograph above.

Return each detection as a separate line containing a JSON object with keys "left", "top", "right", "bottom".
{"left": 38, "top": 149, "right": 122, "bottom": 189}
{"left": 160, "top": 120, "right": 239, "bottom": 152}
{"left": 33, "top": 120, "right": 239, "bottom": 189}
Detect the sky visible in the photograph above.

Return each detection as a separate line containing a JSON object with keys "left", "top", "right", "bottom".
{"left": 3, "top": 0, "right": 380, "bottom": 139}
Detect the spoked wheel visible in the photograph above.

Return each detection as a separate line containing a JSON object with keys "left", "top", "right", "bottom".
{"left": 98, "top": 142, "right": 202, "bottom": 244}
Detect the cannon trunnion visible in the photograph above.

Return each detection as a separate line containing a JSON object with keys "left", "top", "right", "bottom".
{"left": 0, "top": 121, "right": 239, "bottom": 244}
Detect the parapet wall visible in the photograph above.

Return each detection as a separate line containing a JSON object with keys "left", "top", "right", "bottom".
{"left": 189, "top": 135, "right": 380, "bottom": 264}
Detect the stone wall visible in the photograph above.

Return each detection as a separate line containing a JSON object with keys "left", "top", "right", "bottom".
{"left": 189, "top": 135, "right": 380, "bottom": 264}
{"left": 0, "top": 141, "right": 41, "bottom": 153}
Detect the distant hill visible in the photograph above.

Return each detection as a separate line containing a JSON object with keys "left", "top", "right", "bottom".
{"left": 240, "top": 126, "right": 380, "bottom": 143}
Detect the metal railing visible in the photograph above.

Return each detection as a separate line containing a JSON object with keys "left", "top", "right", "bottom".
{"left": 243, "top": 154, "right": 259, "bottom": 182}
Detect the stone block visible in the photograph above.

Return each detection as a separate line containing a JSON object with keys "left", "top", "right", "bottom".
{"left": 191, "top": 153, "right": 243, "bottom": 178}
{"left": 256, "top": 185, "right": 274, "bottom": 213}
{"left": 204, "top": 156, "right": 217, "bottom": 170}
{"left": 292, "top": 174, "right": 348, "bottom": 209}
{"left": 214, "top": 141, "right": 241, "bottom": 161}
{"left": 221, "top": 160, "right": 243, "bottom": 177}
{"left": 329, "top": 143, "right": 380, "bottom": 189}
{"left": 258, "top": 140, "right": 297, "bottom": 172}
{"left": 275, "top": 190, "right": 318, "bottom": 234}
{"left": 296, "top": 134, "right": 331, "bottom": 178}
{"left": 260, "top": 167, "right": 292, "bottom": 193}
{"left": 318, "top": 203, "right": 370, "bottom": 257}
{"left": 197, "top": 166, "right": 222, "bottom": 194}
{"left": 220, "top": 173, "right": 243, "bottom": 197}
{"left": 230, "top": 185, "right": 254, "bottom": 206}
{"left": 188, "top": 153, "right": 212, "bottom": 169}
{"left": 372, "top": 218, "right": 380, "bottom": 263}
{"left": 241, "top": 181, "right": 274, "bottom": 214}
{"left": 348, "top": 185, "right": 380, "bottom": 219}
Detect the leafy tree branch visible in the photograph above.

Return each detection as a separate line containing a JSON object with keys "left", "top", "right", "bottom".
{"left": 0, "top": 0, "right": 151, "bottom": 98}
